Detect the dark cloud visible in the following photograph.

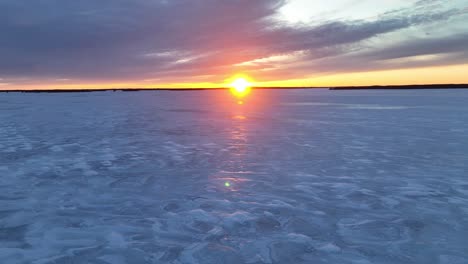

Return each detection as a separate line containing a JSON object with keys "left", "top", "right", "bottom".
{"left": 0, "top": 0, "right": 467, "bottom": 86}
{"left": 364, "top": 34, "right": 468, "bottom": 61}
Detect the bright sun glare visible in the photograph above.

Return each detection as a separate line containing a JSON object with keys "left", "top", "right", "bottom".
{"left": 230, "top": 77, "right": 252, "bottom": 97}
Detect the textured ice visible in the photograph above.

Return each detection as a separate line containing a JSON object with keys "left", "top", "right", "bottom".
{"left": 1, "top": 89, "right": 468, "bottom": 263}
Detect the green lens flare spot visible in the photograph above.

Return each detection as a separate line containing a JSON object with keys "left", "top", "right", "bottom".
{"left": 224, "top": 182, "right": 231, "bottom": 187}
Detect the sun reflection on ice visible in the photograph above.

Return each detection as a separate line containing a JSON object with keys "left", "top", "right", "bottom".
{"left": 212, "top": 78, "right": 259, "bottom": 192}
{"left": 214, "top": 101, "right": 251, "bottom": 192}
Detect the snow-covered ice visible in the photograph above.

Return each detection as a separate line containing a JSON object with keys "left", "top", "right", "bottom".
{"left": 0, "top": 89, "right": 467, "bottom": 263}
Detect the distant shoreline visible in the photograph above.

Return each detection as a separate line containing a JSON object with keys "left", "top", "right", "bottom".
{"left": 0, "top": 84, "right": 467, "bottom": 93}
{"left": 328, "top": 84, "right": 468, "bottom": 90}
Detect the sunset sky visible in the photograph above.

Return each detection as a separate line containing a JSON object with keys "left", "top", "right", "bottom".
{"left": 1, "top": 0, "right": 468, "bottom": 89}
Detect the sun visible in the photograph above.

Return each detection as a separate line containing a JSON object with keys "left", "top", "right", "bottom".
{"left": 230, "top": 77, "right": 252, "bottom": 97}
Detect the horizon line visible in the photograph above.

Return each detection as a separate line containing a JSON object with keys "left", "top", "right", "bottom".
{"left": 1, "top": 83, "right": 468, "bottom": 93}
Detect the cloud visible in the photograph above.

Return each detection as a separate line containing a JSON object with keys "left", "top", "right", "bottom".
{"left": 0, "top": 0, "right": 467, "bottom": 86}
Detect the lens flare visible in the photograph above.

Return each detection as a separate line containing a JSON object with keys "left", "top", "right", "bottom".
{"left": 230, "top": 77, "right": 252, "bottom": 97}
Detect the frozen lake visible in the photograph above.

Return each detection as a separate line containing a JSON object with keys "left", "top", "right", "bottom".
{"left": 1, "top": 89, "right": 467, "bottom": 263}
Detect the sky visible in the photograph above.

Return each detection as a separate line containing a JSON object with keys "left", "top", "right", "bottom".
{"left": 1, "top": 0, "right": 468, "bottom": 89}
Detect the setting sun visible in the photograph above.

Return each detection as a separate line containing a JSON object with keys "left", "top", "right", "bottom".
{"left": 230, "top": 77, "right": 252, "bottom": 97}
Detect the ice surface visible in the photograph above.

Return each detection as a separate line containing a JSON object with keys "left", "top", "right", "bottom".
{"left": 1, "top": 89, "right": 468, "bottom": 263}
